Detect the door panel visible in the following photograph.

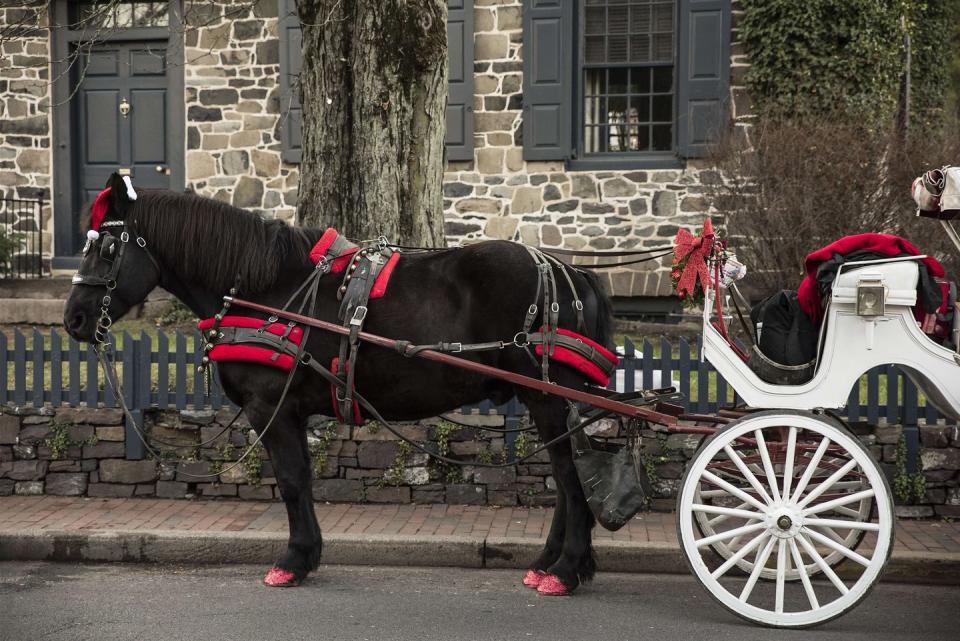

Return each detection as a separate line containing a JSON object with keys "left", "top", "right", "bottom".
{"left": 71, "top": 40, "right": 171, "bottom": 252}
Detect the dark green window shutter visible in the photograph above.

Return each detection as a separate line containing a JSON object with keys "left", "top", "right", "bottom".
{"left": 522, "top": 0, "right": 573, "bottom": 161}
{"left": 278, "top": 0, "right": 302, "bottom": 164}
{"left": 676, "top": 0, "right": 731, "bottom": 158}
{"left": 446, "top": 0, "right": 474, "bottom": 161}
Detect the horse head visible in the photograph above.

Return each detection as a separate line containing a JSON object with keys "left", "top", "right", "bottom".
{"left": 63, "top": 172, "right": 162, "bottom": 342}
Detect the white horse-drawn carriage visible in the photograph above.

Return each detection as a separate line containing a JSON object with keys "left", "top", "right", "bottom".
{"left": 674, "top": 169, "right": 960, "bottom": 627}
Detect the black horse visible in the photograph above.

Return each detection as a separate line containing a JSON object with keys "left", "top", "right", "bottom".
{"left": 64, "top": 174, "right": 614, "bottom": 594}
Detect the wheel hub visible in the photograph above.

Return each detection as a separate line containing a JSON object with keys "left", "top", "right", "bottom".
{"left": 766, "top": 504, "right": 803, "bottom": 539}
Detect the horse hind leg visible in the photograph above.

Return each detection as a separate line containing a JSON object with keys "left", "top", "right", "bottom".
{"left": 246, "top": 401, "right": 322, "bottom": 587}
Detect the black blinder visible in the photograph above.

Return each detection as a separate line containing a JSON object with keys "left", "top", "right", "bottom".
{"left": 99, "top": 235, "right": 118, "bottom": 261}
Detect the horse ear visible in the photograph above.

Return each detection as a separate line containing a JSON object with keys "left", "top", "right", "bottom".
{"left": 105, "top": 172, "right": 137, "bottom": 216}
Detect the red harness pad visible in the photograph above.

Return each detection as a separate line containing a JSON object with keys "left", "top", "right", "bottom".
{"left": 308, "top": 228, "right": 400, "bottom": 299}
{"left": 197, "top": 316, "right": 304, "bottom": 371}
{"left": 535, "top": 328, "right": 619, "bottom": 387}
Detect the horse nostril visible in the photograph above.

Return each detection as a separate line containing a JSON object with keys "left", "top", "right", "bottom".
{"left": 67, "top": 311, "right": 87, "bottom": 334}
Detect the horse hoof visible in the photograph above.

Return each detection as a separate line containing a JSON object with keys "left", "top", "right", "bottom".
{"left": 536, "top": 574, "right": 573, "bottom": 596}
{"left": 263, "top": 567, "right": 300, "bottom": 587}
{"left": 522, "top": 570, "right": 545, "bottom": 589}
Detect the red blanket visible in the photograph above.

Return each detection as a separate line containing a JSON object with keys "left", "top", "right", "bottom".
{"left": 797, "top": 233, "right": 945, "bottom": 323}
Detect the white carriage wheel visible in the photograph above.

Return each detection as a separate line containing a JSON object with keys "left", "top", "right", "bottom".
{"left": 691, "top": 414, "right": 873, "bottom": 581}
{"left": 677, "top": 410, "right": 894, "bottom": 628}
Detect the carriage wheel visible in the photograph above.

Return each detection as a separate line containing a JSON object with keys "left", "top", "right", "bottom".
{"left": 691, "top": 414, "right": 872, "bottom": 581}
{"left": 677, "top": 410, "right": 893, "bottom": 628}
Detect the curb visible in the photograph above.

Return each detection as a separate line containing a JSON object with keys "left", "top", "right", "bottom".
{"left": 1, "top": 529, "right": 958, "bottom": 585}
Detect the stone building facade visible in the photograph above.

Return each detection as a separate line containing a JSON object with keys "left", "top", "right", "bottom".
{"left": 0, "top": 0, "right": 748, "bottom": 303}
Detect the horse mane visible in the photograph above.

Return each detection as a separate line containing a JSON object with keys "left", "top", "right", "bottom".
{"left": 128, "top": 190, "right": 319, "bottom": 294}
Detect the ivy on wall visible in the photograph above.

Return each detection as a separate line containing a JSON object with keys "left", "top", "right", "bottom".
{"left": 740, "top": 0, "right": 958, "bottom": 129}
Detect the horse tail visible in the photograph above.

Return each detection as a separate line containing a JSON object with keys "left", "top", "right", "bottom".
{"left": 579, "top": 269, "right": 614, "bottom": 350}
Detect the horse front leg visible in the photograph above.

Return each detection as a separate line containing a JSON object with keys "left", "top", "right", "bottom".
{"left": 525, "top": 397, "right": 597, "bottom": 596}
{"left": 246, "top": 400, "right": 321, "bottom": 587}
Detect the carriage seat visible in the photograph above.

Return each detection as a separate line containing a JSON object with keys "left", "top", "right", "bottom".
{"left": 830, "top": 257, "right": 921, "bottom": 309}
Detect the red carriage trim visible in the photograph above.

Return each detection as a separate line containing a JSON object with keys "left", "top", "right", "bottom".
{"left": 308, "top": 228, "right": 400, "bottom": 298}
{"left": 534, "top": 327, "right": 619, "bottom": 387}
{"left": 330, "top": 356, "right": 363, "bottom": 424}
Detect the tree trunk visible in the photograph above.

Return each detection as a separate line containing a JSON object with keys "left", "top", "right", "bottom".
{"left": 294, "top": 0, "right": 447, "bottom": 247}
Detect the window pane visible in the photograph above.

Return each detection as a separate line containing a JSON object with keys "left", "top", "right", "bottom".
{"left": 608, "top": 5, "right": 628, "bottom": 34}
{"left": 608, "top": 35, "right": 628, "bottom": 62}
{"left": 630, "top": 67, "right": 650, "bottom": 93}
{"left": 585, "top": 36, "right": 606, "bottom": 64}
{"left": 653, "top": 2, "right": 673, "bottom": 30}
{"left": 637, "top": 126, "right": 650, "bottom": 151}
{"left": 608, "top": 95, "right": 628, "bottom": 121}
{"left": 609, "top": 68, "right": 628, "bottom": 94}
{"left": 652, "top": 124, "right": 672, "bottom": 150}
{"left": 652, "top": 33, "right": 673, "bottom": 62}
{"left": 630, "top": 5, "right": 651, "bottom": 33}
{"left": 631, "top": 96, "right": 650, "bottom": 122}
{"left": 652, "top": 66, "right": 672, "bottom": 92}
{"left": 652, "top": 95, "right": 672, "bottom": 121}
{"left": 586, "top": 7, "right": 606, "bottom": 35}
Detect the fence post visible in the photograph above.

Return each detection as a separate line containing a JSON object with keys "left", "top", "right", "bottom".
{"left": 124, "top": 334, "right": 145, "bottom": 461}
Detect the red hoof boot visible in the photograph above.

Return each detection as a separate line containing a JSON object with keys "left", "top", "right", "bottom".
{"left": 263, "top": 567, "right": 300, "bottom": 587}
{"left": 522, "top": 570, "right": 545, "bottom": 589}
{"left": 537, "top": 573, "right": 572, "bottom": 596}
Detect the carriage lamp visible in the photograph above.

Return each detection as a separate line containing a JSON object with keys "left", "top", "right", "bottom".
{"left": 856, "top": 278, "right": 886, "bottom": 317}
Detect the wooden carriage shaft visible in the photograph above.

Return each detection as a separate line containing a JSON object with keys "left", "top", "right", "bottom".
{"left": 226, "top": 297, "right": 679, "bottom": 426}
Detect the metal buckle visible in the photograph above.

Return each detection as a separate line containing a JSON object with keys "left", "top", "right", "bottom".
{"left": 350, "top": 306, "right": 368, "bottom": 326}
{"left": 513, "top": 332, "right": 530, "bottom": 347}
{"left": 449, "top": 342, "right": 463, "bottom": 353}
{"left": 377, "top": 235, "right": 389, "bottom": 251}
{"left": 136, "top": 236, "right": 147, "bottom": 248}
{"left": 574, "top": 300, "right": 584, "bottom": 311}
{"left": 550, "top": 302, "right": 559, "bottom": 314}
{"left": 120, "top": 231, "right": 130, "bottom": 243}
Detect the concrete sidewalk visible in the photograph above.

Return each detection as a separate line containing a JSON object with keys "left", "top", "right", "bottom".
{"left": 1, "top": 496, "right": 958, "bottom": 584}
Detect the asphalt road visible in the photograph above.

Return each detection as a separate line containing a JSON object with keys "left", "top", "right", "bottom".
{"left": 0, "top": 563, "right": 957, "bottom": 641}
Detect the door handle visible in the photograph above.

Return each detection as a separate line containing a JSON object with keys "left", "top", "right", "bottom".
{"left": 155, "top": 165, "right": 171, "bottom": 175}
{"left": 119, "top": 97, "right": 131, "bottom": 118}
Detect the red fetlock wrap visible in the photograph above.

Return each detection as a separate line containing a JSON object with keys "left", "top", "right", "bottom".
{"left": 263, "top": 567, "right": 299, "bottom": 587}
{"left": 522, "top": 569, "right": 545, "bottom": 588}
{"left": 536, "top": 574, "right": 572, "bottom": 596}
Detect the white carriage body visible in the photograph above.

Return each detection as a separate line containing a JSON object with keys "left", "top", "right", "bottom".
{"left": 702, "top": 256, "right": 960, "bottom": 420}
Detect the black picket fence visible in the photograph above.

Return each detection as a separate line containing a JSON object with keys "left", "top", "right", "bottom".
{"left": 2, "top": 329, "right": 954, "bottom": 426}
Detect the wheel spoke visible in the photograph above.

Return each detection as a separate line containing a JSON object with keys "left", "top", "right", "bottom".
{"left": 796, "top": 459, "right": 858, "bottom": 508}
{"left": 809, "top": 524, "right": 847, "bottom": 546}
{"left": 831, "top": 504, "right": 867, "bottom": 519}
{"left": 790, "top": 436, "right": 831, "bottom": 502}
{"left": 782, "top": 426, "right": 797, "bottom": 500}
{"left": 692, "top": 503, "right": 763, "bottom": 521}
{"left": 711, "top": 531, "right": 769, "bottom": 579}
{"left": 707, "top": 501, "right": 750, "bottom": 528}
{"left": 789, "top": 538, "right": 820, "bottom": 610}
{"left": 775, "top": 539, "right": 788, "bottom": 614}
{"left": 723, "top": 443, "right": 774, "bottom": 505}
{"left": 739, "top": 535, "right": 776, "bottom": 603}
{"left": 753, "top": 429, "right": 782, "bottom": 503}
{"left": 802, "top": 488, "right": 875, "bottom": 516}
{"left": 805, "top": 517, "right": 880, "bottom": 532}
{"left": 802, "top": 527, "right": 872, "bottom": 567}
{"left": 696, "top": 521, "right": 768, "bottom": 548}
{"left": 797, "top": 533, "right": 849, "bottom": 595}
{"left": 701, "top": 470, "right": 769, "bottom": 512}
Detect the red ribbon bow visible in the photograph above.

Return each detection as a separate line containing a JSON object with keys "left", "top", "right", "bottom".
{"left": 673, "top": 219, "right": 715, "bottom": 298}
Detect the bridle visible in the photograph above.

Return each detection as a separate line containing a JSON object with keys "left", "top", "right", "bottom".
{"left": 71, "top": 218, "right": 161, "bottom": 350}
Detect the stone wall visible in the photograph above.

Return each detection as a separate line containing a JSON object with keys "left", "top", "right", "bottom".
{"left": 0, "top": 3, "right": 51, "bottom": 270}
{"left": 182, "top": 1, "right": 298, "bottom": 222}
{"left": 2, "top": 406, "right": 958, "bottom": 518}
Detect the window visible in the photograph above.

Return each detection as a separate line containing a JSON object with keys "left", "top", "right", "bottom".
{"left": 73, "top": 1, "right": 169, "bottom": 29}
{"left": 522, "top": 0, "right": 730, "bottom": 164}
{"left": 581, "top": 0, "right": 675, "bottom": 155}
